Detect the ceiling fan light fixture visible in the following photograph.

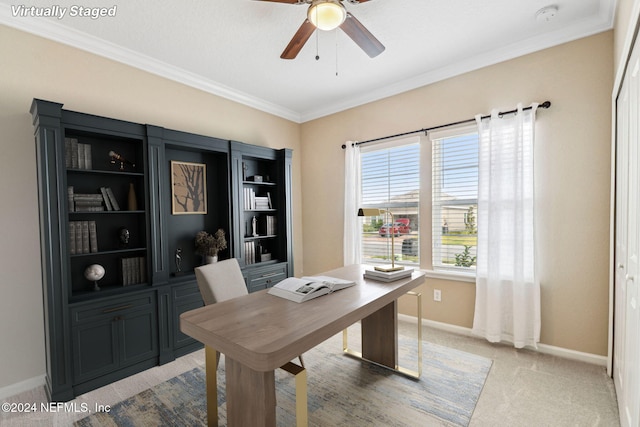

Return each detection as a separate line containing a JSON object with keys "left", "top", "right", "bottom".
{"left": 308, "top": 0, "right": 346, "bottom": 31}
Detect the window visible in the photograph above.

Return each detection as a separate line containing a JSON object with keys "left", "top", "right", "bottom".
{"left": 360, "top": 138, "right": 420, "bottom": 268}
{"left": 431, "top": 126, "right": 479, "bottom": 272}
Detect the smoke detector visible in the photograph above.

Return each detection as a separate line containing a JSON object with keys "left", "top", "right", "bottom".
{"left": 536, "top": 5, "right": 558, "bottom": 22}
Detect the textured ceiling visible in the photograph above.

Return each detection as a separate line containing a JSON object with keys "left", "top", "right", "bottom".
{"left": 0, "top": 0, "right": 615, "bottom": 122}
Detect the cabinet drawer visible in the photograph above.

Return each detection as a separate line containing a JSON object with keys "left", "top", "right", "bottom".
{"left": 247, "top": 264, "right": 287, "bottom": 292}
{"left": 70, "top": 293, "right": 155, "bottom": 325}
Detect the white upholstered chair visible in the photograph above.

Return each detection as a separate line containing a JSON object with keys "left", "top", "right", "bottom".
{"left": 194, "top": 258, "right": 307, "bottom": 426}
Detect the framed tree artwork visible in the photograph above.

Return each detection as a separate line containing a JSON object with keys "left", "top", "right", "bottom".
{"left": 171, "top": 160, "right": 207, "bottom": 215}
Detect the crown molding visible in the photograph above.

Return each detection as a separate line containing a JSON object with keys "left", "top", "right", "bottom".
{"left": 0, "top": 4, "right": 302, "bottom": 123}
{"left": 299, "top": 9, "right": 615, "bottom": 122}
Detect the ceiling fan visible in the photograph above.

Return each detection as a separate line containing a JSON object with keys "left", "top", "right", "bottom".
{"left": 257, "top": 0, "right": 385, "bottom": 60}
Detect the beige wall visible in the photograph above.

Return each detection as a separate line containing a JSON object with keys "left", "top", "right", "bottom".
{"left": 0, "top": 22, "right": 615, "bottom": 392}
{"left": 0, "top": 25, "right": 303, "bottom": 391}
{"left": 301, "top": 31, "right": 614, "bottom": 356}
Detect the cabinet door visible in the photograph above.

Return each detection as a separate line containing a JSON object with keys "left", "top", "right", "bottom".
{"left": 71, "top": 292, "right": 157, "bottom": 383}
{"left": 172, "top": 282, "right": 204, "bottom": 349}
{"left": 120, "top": 309, "right": 158, "bottom": 367}
{"left": 72, "top": 320, "right": 119, "bottom": 384}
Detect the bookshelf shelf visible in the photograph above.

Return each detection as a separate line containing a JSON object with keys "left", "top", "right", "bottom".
{"left": 67, "top": 169, "right": 144, "bottom": 177}
{"left": 242, "top": 180, "right": 277, "bottom": 186}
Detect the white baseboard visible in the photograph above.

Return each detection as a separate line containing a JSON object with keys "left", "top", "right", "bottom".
{"left": 0, "top": 375, "right": 46, "bottom": 401}
{"left": 399, "top": 314, "right": 608, "bottom": 367}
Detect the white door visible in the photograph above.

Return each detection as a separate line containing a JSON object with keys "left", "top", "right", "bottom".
{"left": 615, "top": 44, "right": 640, "bottom": 427}
{"left": 614, "top": 62, "right": 629, "bottom": 407}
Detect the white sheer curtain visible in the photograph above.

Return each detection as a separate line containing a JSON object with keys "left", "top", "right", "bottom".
{"left": 343, "top": 141, "right": 361, "bottom": 266}
{"left": 472, "top": 103, "right": 541, "bottom": 348}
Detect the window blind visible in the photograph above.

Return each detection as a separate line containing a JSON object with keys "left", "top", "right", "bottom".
{"left": 431, "top": 129, "right": 479, "bottom": 271}
{"left": 360, "top": 140, "right": 420, "bottom": 267}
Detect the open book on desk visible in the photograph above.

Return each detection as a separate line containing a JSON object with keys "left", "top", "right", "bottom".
{"left": 267, "top": 276, "right": 355, "bottom": 303}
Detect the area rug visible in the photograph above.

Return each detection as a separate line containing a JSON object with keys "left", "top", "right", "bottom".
{"left": 75, "top": 331, "right": 492, "bottom": 426}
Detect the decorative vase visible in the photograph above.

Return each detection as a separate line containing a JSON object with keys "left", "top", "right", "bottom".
{"left": 205, "top": 255, "right": 218, "bottom": 264}
{"left": 127, "top": 183, "right": 137, "bottom": 211}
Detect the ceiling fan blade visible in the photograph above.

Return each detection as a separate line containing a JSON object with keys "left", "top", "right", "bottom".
{"left": 340, "top": 12, "right": 385, "bottom": 58}
{"left": 281, "top": 19, "right": 316, "bottom": 59}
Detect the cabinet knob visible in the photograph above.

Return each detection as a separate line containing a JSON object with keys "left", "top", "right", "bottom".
{"left": 618, "top": 263, "right": 625, "bottom": 269}
{"left": 626, "top": 274, "right": 635, "bottom": 282}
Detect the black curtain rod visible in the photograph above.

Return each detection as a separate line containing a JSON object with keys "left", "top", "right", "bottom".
{"left": 341, "top": 101, "right": 551, "bottom": 149}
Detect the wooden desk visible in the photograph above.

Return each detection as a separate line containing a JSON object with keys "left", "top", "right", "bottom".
{"left": 180, "top": 264, "right": 425, "bottom": 426}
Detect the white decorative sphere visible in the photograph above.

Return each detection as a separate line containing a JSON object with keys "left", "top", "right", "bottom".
{"left": 84, "top": 264, "right": 105, "bottom": 281}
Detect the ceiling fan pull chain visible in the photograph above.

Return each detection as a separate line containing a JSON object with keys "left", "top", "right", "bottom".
{"left": 315, "top": 27, "right": 320, "bottom": 60}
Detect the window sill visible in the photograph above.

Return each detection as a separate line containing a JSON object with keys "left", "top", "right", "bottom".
{"left": 419, "top": 269, "right": 476, "bottom": 283}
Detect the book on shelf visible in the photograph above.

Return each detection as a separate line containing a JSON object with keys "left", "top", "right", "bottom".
{"left": 81, "top": 221, "right": 90, "bottom": 254}
{"left": 88, "top": 220, "right": 98, "bottom": 253}
{"left": 67, "top": 186, "right": 74, "bottom": 212}
{"left": 69, "top": 220, "right": 76, "bottom": 255}
{"left": 105, "top": 187, "right": 120, "bottom": 211}
{"left": 267, "top": 276, "right": 355, "bottom": 303}
{"left": 363, "top": 267, "right": 414, "bottom": 282}
{"left": 74, "top": 222, "right": 83, "bottom": 254}
{"left": 78, "top": 143, "right": 85, "bottom": 169}
{"left": 74, "top": 204, "right": 105, "bottom": 212}
{"left": 99, "top": 187, "right": 113, "bottom": 211}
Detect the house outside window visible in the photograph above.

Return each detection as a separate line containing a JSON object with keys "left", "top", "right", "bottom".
{"left": 360, "top": 137, "right": 420, "bottom": 268}
{"left": 431, "top": 126, "right": 479, "bottom": 273}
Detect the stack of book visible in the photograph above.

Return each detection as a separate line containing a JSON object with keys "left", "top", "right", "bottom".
{"left": 243, "top": 188, "right": 272, "bottom": 210}
{"left": 120, "top": 256, "right": 147, "bottom": 286}
{"left": 364, "top": 267, "right": 414, "bottom": 282}
{"left": 244, "top": 188, "right": 256, "bottom": 210}
{"left": 254, "top": 196, "right": 271, "bottom": 210}
{"left": 244, "top": 241, "right": 256, "bottom": 264}
{"left": 69, "top": 220, "right": 98, "bottom": 255}
{"left": 72, "top": 193, "right": 105, "bottom": 212}
{"left": 65, "top": 137, "right": 92, "bottom": 170}
{"left": 67, "top": 187, "right": 120, "bottom": 212}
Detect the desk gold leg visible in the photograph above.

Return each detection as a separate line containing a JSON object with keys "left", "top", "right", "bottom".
{"left": 205, "top": 346, "right": 218, "bottom": 427}
{"left": 281, "top": 361, "right": 308, "bottom": 427}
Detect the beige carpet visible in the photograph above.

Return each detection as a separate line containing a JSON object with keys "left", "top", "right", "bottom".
{"left": 76, "top": 331, "right": 492, "bottom": 426}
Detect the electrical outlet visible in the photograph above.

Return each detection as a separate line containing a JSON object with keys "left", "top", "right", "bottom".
{"left": 434, "top": 289, "right": 442, "bottom": 302}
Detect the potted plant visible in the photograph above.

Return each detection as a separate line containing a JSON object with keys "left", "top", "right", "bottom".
{"left": 195, "top": 229, "right": 227, "bottom": 264}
